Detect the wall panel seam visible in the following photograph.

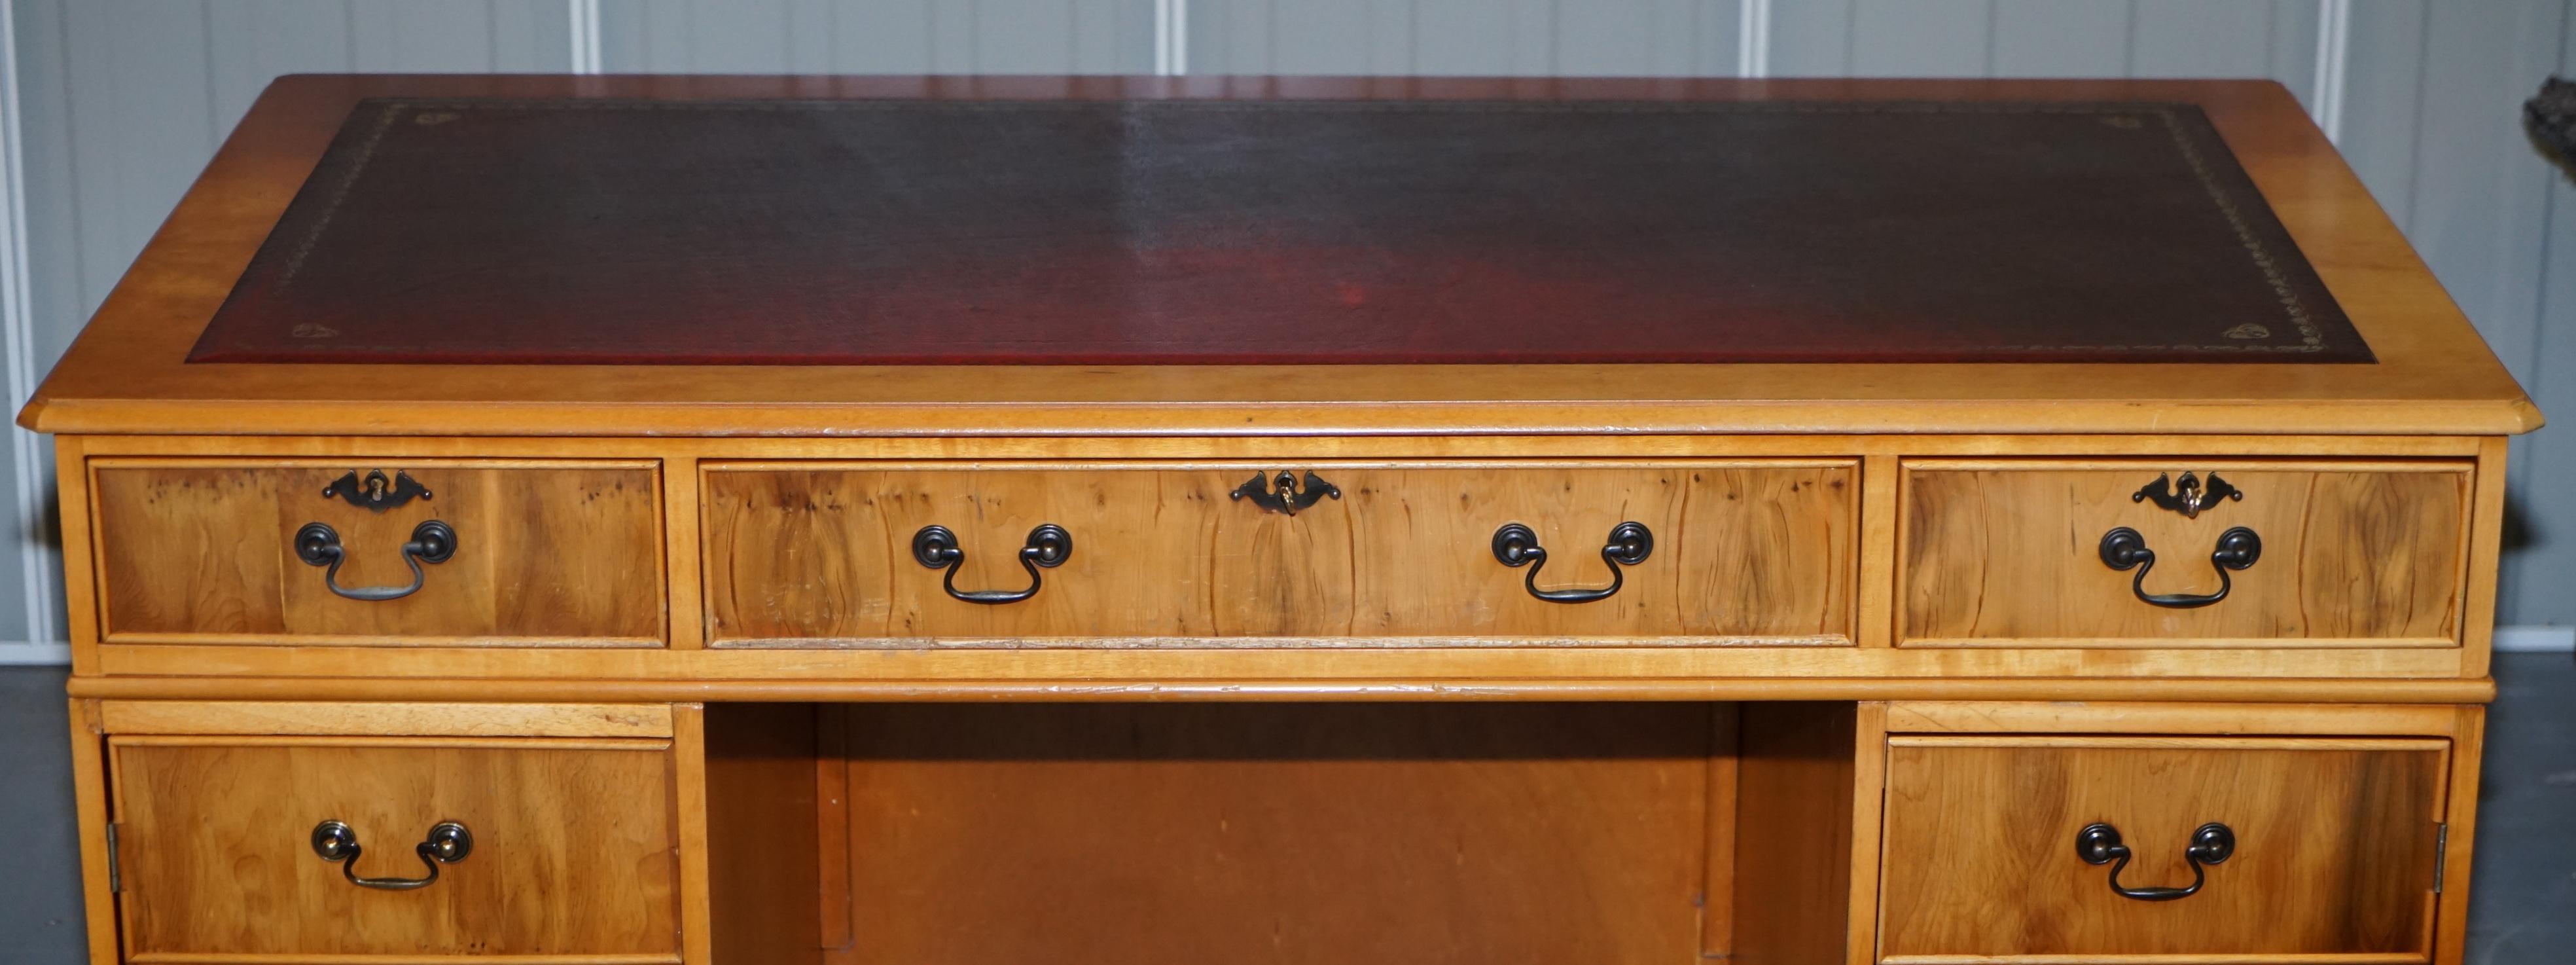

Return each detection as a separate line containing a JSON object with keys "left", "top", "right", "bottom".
{"left": 2312, "top": 0, "right": 2352, "bottom": 141}
{"left": 0, "top": 0, "right": 56, "bottom": 651}
{"left": 1154, "top": 0, "right": 1189, "bottom": 75}
{"left": 1739, "top": 0, "right": 1770, "bottom": 77}
{"left": 567, "top": 0, "right": 602, "bottom": 74}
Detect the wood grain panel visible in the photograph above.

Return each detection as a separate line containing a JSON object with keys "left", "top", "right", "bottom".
{"left": 1732, "top": 701, "right": 1860, "bottom": 965}
{"left": 1877, "top": 736, "right": 2448, "bottom": 960}
{"left": 1901, "top": 461, "right": 2469, "bottom": 645}
{"left": 1884, "top": 701, "right": 2463, "bottom": 738}
{"left": 704, "top": 461, "right": 1853, "bottom": 645}
{"left": 704, "top": 703, "right": 823, "bottom": 965}
{"left": 109, "top": 736, "right": 681, "bottom": 959}
{"left": 66, "top": 702, "right": 116, "bottom": 965}
{"left": 823, "top": 702, "right": 1720, "bottom": 965}
{"left": 91, "top": 460, "right": 664, "bottom": 645}
{"left": 96, "top": 701, "right": 675, "bottom": 738}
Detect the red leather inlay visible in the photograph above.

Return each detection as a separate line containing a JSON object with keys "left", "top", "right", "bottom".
{"left": 189, "top": 98, "right": 2371, "bottom": 365}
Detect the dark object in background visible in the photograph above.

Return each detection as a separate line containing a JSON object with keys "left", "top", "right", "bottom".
{"left": 2524, "top": 77, "right": 2576, "bottom": 166}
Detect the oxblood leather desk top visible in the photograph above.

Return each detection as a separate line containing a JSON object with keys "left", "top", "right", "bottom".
{"left": 19, "top": 75, "right": 2535, "bottom": 439}
{"left": 188, "top": 95, "right": 2370, "bottom": 366}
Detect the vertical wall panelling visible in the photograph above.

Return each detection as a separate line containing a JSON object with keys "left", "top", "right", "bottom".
{"left": 0, "top": 0, "right": 61, "bottom": 664}
{"left": 2337, "top": 1, "right": 2429, "bottom": 227}
{"left": 571, "top": 0, "right": 604, "bottom": 73}
{"left": 10, "top": 0, "right": 76, "bottom": 665}
{"left": 1154, "top": 0, "right": 1186, "bottom": 74}
{"left": 1987, "top": 1, "right": 2128, "bottom": 78}
{"left": 2406, "top": 0, "right": 2570, "bottom": 626}
{"left": 1557, "top": 1, "right": 1734, "bottom": 77}
{"left": 598, "top": 0, "right": 1153, "bottom": 75}
{"left": 1739, "top": 0, "right": 1768, "bottom": 77}
{"left": 1775, "top": 1, "right": 2323, "bottom": 98}
{"left": 1418, "top": 0, "right": 1543, "bottom": 76}
{"left": 2312, "top": 0, "right": 2350, "bottom": 141}
{"left": 1846, "top": 0, "right": 1988, "bottom": 77}
{"left": 973, "top": 0, "right": 1076, "bottom": 74}
{"left": 2128, "top": 0, "right": 2315, "bottom": 105}
{"left": 1767, "top": 0, "right": 1854, "bottom": 75}
{"left": 351, "top": 6, "right": 489, "bottom": 72}
{"left": 1182, "top": 1, "right": 1744, "bottom": 77}
{"left": 2513, "top": 0, "right": 2576, "bottom": 634}
{"left": 205, "top": 2, "right": 356, "bottom": 130}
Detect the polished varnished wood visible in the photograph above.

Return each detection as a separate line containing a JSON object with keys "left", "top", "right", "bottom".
{"left": 64, "top": 701, "right": 115, "bottom": 965}
{"left": 820, "top": 703, "right": 1725, "bottom": 965}
{"left": 2433, "top": 707, "right": 2486, "bottom": 965}
{"left": 704, "top": 461, "right": 1853, "bottom": 646}
{"left": 60, "top": 670, "right": 2501, "bottom": 704}
{"left": 701, "top": 704, "right": 823, "bottom": 965}
{"left": 95, "top": 701, "right": 675, "bottom": 737}
{"left": 89, "top": 459, "right": 665, "bottom": 646}
{"left": 1902, "top": 460, "right": 2471, "bottom": 646}
{"left": 13, "top": 76, "right": 2537, "bottom": 439}
{"left": 108, "top": 735, "right": 683, "bottom": 961}
{"left": 14, "top": 74, "right": 2543, "bottom": 965}
{"left": 1884, "top": 700, "right": 2465, "bottom": 737}
{"left": 39, "top": 433, "right": 2515, "bottom": 693}
{"left": 1876, "top": 735, "right": 2448, "bottom": 962}
{"left": 1731, "top": 702, "right": 1863, "bottom": 965}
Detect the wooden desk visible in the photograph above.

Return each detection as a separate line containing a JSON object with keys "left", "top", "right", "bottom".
{"left": 24, "top": 75, "right": 2537, "bottom": 965}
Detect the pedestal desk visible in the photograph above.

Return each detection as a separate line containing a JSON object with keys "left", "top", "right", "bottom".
{"left": 22, "top": 75, "right": 2542, "bottom": 965}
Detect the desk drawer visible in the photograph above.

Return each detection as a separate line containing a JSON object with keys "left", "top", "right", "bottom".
{"left": 107, "top": 735, "right": 681, "bottom": 962}
{"left": 1900, "top": 460, "right": 2471, "bottom": 646}
{"left": 90, "top": 460, "right": 665, "bottom": 646}
{"left": 702, "top": 460, "right": 1855, "bottom": 645}
{"left": 1878, "top": 735, "right": 2448, "bottom": 962}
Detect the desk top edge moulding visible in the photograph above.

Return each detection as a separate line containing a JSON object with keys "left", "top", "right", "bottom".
{"left": 26, "top": 74, "right": 2540, "bottom": 965}
{"left": 14, "top": 74, "right": 2540, "bottom": 438}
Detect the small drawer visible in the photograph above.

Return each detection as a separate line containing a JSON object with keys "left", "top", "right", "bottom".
{"left": 90, "top": 460, "right": 665, "bottom": 646}
{"left": 1877, "top": 735, "right": 2448, "bottom": 962}
{"left": 108, "top": 735, "right": 681, "bottom": 961}
{"left": 1900, "top": 460, "right": 2471, "bottom": 646}
{"left": 701, "top": 460, "right": 1856, "bottom": 646}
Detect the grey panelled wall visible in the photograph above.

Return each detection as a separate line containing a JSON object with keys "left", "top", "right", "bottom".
{"left": 1, "top": 1, "right": 2571, "bottom": 663}
{"left": 598, "top": 0, "right": 1156, "bottom": 73}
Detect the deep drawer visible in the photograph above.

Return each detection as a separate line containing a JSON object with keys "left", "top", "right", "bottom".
{"left": 1900, "top": 460, "right": 2473, "bottom": 646}
{"left": 108, "top": 735, "right": 681, "bottom": 961}
{"left": 700, "top": 460, "right": 1857, "bottom": 646}
{"left": 1877, "top": 735, "right": 2448, "bottom": 962}
{"left": 89, "top": 460, "right": 666, "bottom": 646}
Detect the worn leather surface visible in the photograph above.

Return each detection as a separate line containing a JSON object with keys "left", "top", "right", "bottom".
{"left": 189, "top": 97, "right": 2372, "bottom": 365}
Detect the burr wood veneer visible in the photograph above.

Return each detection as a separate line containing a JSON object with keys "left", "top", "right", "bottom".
{"left": 20, "top": 75, "right": 2537, "bottom": 965}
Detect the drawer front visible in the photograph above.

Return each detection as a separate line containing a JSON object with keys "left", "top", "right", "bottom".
{"left": 91, "top": 460, "right": 665, "bottom": 646}
{"left": 702, "top": 460, "right": 1855, "bottom": 645}
{"left": 1878, "top": 736, "right": 2448, "bottom": 962}
{"left": 1901, "top": 460, "right": 2471, "bottom": 646}
{"left": 109, "top": 736, "right": 681, "bottom": 961}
